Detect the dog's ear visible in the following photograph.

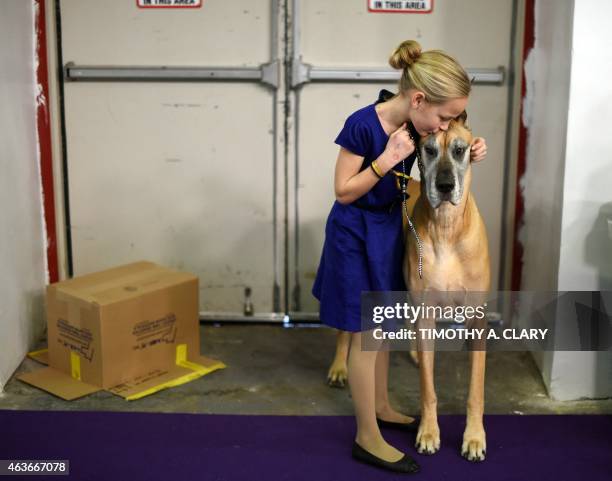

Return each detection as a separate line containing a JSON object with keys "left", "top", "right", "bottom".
{"left": 455, "top": 110, "right": 470, "bottom": 130}
{"left": 457, "top": 110, "right": 467, "bottom": 124}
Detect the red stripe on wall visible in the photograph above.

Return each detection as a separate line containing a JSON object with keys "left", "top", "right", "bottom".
{"left": 35, "top": 0, "right": 59, "bottom": 284}
{"left": 511, "top": 0, "right": 535, "bottom": 292}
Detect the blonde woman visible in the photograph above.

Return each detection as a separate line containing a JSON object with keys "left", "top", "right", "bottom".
{"left": 312, "top": 40, "right": 487, "bottom": 474}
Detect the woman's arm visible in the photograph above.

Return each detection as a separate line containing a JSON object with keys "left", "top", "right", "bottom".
{"left": 334, "top": 148, "right": 387, "bottom": 205}
{"left": 335, "top": 123, "right": 415, "bottom": 204}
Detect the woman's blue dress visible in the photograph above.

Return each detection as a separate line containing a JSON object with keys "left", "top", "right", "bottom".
{"left": 312, "top": 89, "right": 418, "bottom": 332}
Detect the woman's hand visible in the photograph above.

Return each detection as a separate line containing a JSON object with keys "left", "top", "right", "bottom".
{"left": 470, "top": 137, "right": 487, "bottom": 163}
{"left": 380, "top": 122, "right": 416, "bottom": 171}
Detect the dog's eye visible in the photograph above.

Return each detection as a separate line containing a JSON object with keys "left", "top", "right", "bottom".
{"left": 454, "top": 147, "right": 465, "bottom": 157}
{"left": 424, "top": 146, "right": 437, "bottom": 157}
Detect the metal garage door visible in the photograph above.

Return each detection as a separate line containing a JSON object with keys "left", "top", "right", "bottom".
{"left": 59, "top": 0, "right": 283, "bottom": 316}
{"left": 289, "top": 0, "right": 514, "bottom": 315}
{"left": 57, "top": 0, "right": 515, "bottom": 320}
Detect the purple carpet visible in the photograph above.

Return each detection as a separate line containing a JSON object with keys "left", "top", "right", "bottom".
{"left": 1, "top": 410, "right": 610, "bottom": 480}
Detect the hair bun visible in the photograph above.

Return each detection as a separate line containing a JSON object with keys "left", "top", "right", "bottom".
{"left": 389, "top": 40, "right": 422, "bottom": 69}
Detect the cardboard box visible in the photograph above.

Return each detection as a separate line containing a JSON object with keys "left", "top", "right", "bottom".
{"left": 19, "top": 261, "right": 225, "bottom": 400}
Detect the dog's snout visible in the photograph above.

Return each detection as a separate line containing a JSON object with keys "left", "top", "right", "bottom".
{"left": 435, "top": 170, "right": 455, "bottom": 194}
{"left": 436, "top": 181, "right": 454, "bottom": 194}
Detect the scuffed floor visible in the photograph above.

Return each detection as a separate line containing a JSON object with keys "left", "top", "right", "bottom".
{"left": 1, "top": 324, "right": 611, "bottom": 415}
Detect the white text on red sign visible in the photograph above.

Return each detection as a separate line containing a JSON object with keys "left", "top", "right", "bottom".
{"left": 367, "top": 0, "right": 433, "bottom": 13}
{"left": 137, "top": 0, "right": 202, "bottom": 8}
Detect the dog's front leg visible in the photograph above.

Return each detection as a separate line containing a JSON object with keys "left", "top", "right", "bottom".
{"left": 415, "top": 308, "right": 440, "bottom": 455}
{"left": 462, "top": 349, "right": 487, "bottom": 461}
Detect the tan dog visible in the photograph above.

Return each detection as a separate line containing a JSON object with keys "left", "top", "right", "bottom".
{"left": 405, "top": 115, "right": 490, "bottom": 462}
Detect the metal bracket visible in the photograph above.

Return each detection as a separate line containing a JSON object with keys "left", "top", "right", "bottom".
{"left": 291, "top": 56, "right": 310, "bottom": 89}
{"left": 291, "top": 60, "right": 505, "bottom": 88}
{"left": 65, "top": 60, "right": 280, "bottom": 89}
{"left": 260, "top": 59, "right": 280, "bottom": 89}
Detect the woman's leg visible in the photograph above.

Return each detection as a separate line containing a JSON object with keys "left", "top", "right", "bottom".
{"left": 349, "top": 331, "right": 403, "bottom": 461}
{"left": 374, "top": 347, "right": 415, "bottom": 423}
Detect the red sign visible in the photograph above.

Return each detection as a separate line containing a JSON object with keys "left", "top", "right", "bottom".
{"left": 368, "top": 0, "right": 433, "bottom": 14}
{"left": 137, "top": 0, "right": 202, "bottom": 8}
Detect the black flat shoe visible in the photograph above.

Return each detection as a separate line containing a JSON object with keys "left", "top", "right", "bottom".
{"left": 352, "top": 442, "right": 420, "bottom": 474}
{"left": 376, "top": 416, "right": 420, "bottom": 433}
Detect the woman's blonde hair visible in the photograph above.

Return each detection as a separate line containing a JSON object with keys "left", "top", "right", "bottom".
{"left": 389, "top": 40, "right": 471, "bottom": 104}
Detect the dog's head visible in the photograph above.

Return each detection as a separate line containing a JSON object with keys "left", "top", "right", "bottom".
{"left": 417, "top": 112, "right": 473, "bottom": 209}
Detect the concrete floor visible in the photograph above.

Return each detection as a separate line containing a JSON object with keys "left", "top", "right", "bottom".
{"left": 1, "top": 324, "right": 611, "bottom": 415}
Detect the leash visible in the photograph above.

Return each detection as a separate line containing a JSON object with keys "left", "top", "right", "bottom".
{"left": 397, "top": 126, "right": 424, "bottom": 280}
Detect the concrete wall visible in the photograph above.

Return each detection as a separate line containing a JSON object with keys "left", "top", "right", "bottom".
{"left": 550, "top": 0, "right": 612, "bottom": 400}
{"left": 0, "top": 0, "right": 48, "bottom": 391}
{"left": 519, "top": 0, "right": 574, "bottom": 390}
{"left": 520, "top": 0, "right": 612, "bottom": 400}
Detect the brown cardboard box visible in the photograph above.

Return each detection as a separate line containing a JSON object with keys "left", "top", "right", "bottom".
{"left": 19, "top": 261, "right": 225, "bottom": 400}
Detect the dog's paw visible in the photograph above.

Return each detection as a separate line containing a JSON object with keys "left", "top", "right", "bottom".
{"left": 326, "top": 360, "right": 348, "bottom": 388}
{"left": 461, "top": 426, "right": 487, "bottom": 462}
{"left": 415, "top": 420, "right": 440, "bottom": 455}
